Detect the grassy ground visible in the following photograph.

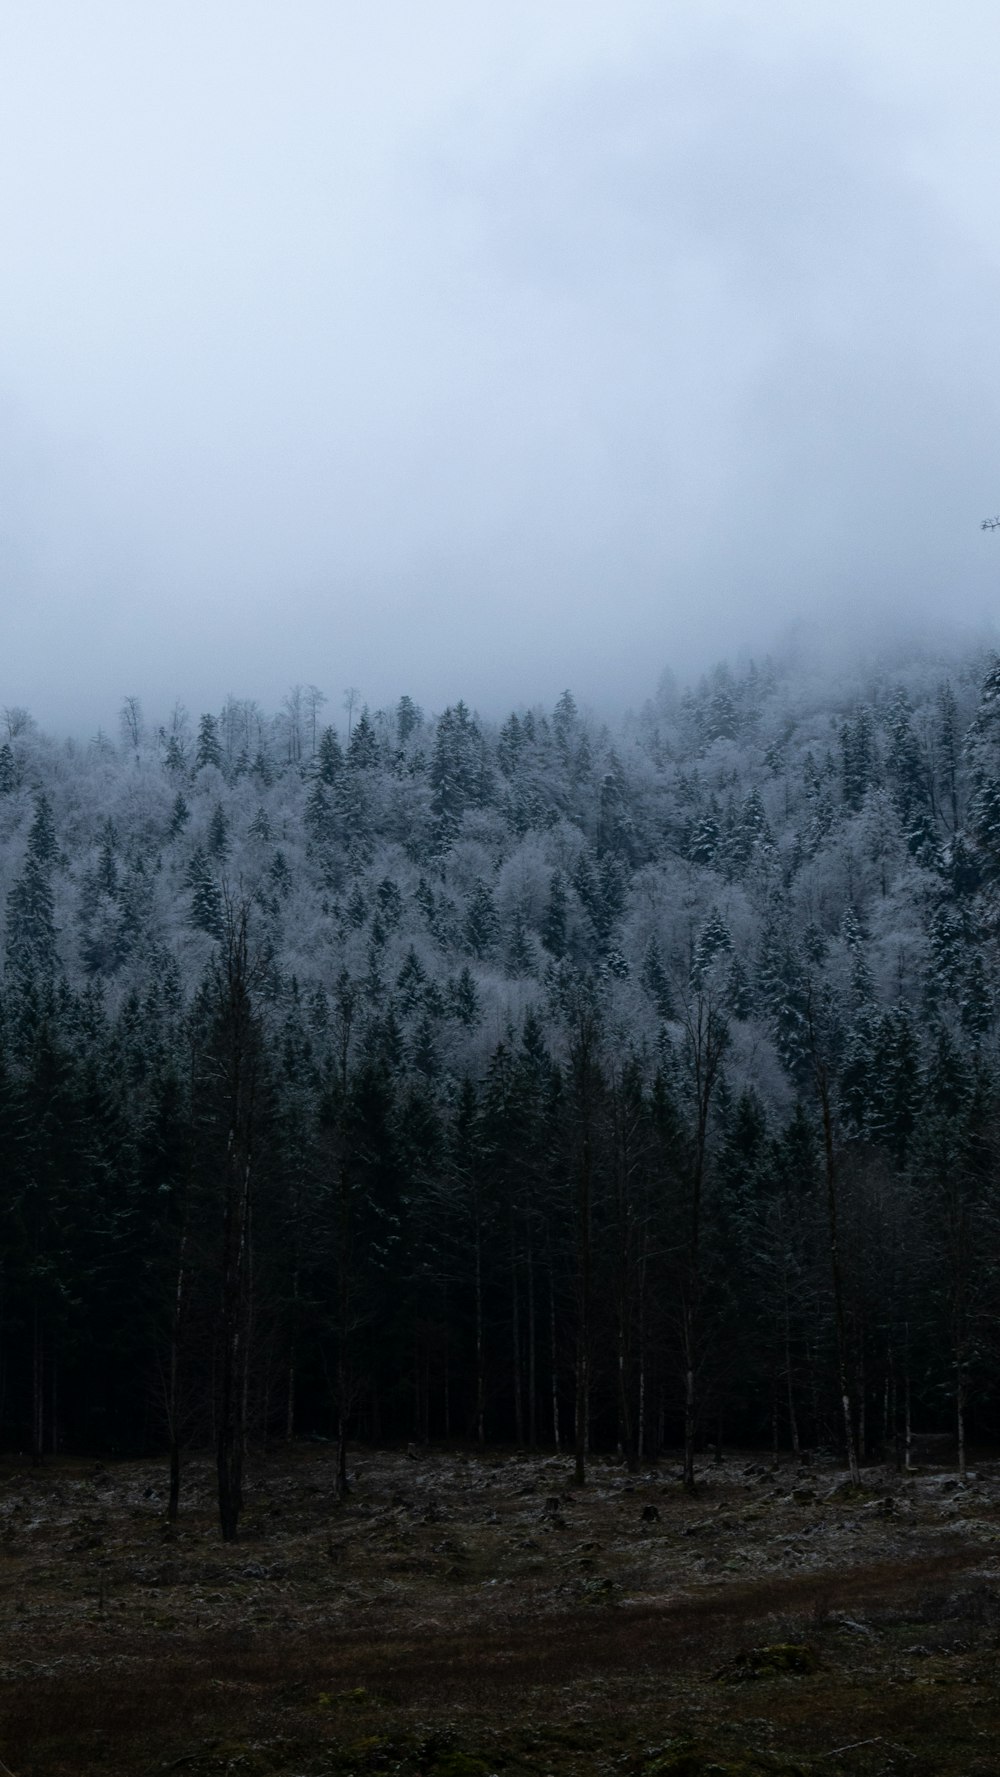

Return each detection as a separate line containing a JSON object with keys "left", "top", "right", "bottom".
{"left": 2, "top": 1443, "right": 999, "bottom": 1776}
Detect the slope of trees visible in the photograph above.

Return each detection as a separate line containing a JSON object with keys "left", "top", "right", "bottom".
{"left": 2, "top": 649, "right": 1000, "bottom": 1524}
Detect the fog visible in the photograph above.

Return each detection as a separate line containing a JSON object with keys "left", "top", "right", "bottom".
{"left": 3, "top": 0, "right": 1000, "bottom": 733}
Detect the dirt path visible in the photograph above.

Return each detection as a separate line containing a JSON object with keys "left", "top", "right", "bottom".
{"left": 2, "top": 1447, "right": 999, "bottom": 1777}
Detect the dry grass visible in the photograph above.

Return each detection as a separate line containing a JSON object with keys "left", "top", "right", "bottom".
{"left": 2, "top": 1445, "right": 999, "bottom": 1776}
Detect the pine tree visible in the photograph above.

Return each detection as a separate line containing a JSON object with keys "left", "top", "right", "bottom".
{"left": 207, "top": 803, "right": 230, "bottom": 859}
{"left": 542, "top": 871, "right": 568, "bottom": 959}
{"left": 553, "top": 689, "right": 579, "bottom": 749}
{"left": 755, "top": 907, "right": 809, "bottom": 1081}
{"left": 346, "top": 709, "right": 380, "bottom": 772}
{"left": 411, "top": 1014, "right": 440, "bottom": 1079}
{"left": 376, "top": 878, "right": 404, "bottom": 930}
{"left": 885, "top": 689, "right": 933, "bottom": 853}
{"left": 168, "top": 793, "right": 191, "bottom": 839}
{"left": 431, "top": 702, "right": 490, "bottom": 844}
{"left": 841, "top": 707, "right": 878, "bottom": 811}
{"left": 450, "top": 965, "right": 481, "bottom": 1027}
{"left": 465, "top": 881, "right": 500, "bottom": 960}
{"left": 270, "top": 851, "right": 292, "bottom": 898}
{"left": 252, "top": 749, "right": 275, "bottom": 787}
{"left": 248, "top": 805, "right": 271, "bottom": 842}
{"left": 963, "top": 656, "right": 1000, "bottom": 879}
{"left": 935, "top": 680, "right": 960, "bottom": 830}
{"left": 316, "top": 725, "right": 344, "bottom": 785}
{"left": 641, "top": 935, "right": 674, "bottom": 1019}
{"left": 688, "top": 796, "right": 721, "bottom": 867}
{"left": 6, "top": 796, "right": 58, "bottom": 978}
{"left": 496, "top": 713, "right": 522, "bottom": 779}
{"left": 572, "top": 849, "right": 602, "bottom": 938}
{"left": 164, "top": 734, "right": 188, "bottom": 776}
{"left": 597, "top": 755, "right": 633, "bottom": 857}
{"left": 396, "top": 695, "right": 423, "bottom": 745}
{"left": 186, "top": 850, "right": 224, "bottom": 940}
{"left": 691, "top": 909, "right": 732, "bottom": 989}
{"left": 507, "top": 907, "right": 536, "bottom": 977}
{"left": 397, "top": 947, "right": 428, "bottom": 1014}
{"left": 304, "top": 779, "right": 333, "bottom": 850}
{"left": 196, "top": 713, "right": 223, "bottom": 772}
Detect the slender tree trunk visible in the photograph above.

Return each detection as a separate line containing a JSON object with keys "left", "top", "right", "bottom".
{"left": 783, "top": 1295, "right": 801, "bottom": 1458}
{"left": 857, "top": 1334, "right": 866, "bottom": 1464}
{"left": 336, "top": 1345, "right": 349, "bottom": 1498}
{"left": 285, "top": 1264, "right": 300, "bottom": 1443}
{"left": 260, "top": 1340, "right": 272, "bottom": 1454}
{"left": 612, "top": 1073, "right": 639, "bottom": 1473}
{"left": 32, "top": 1304, "right": 43, "bottom": 1467}
{"left": 167, "top": 1223, "right": 189, "bottom": 1522}
{"left": 548, "top": 1256, "right": 560, "bottom": 1451}
{"left": 217, "top": 1146, "right": 253, "bottom": 1541}
{"left": 571, "top": 1011, "right": 597, "bottom": 1487}
{"left": 637, "top": 1247, "right": 647, "bottom": 1464}
{"left": 681, "top": 1305, "right": 698, "bottom": 1490}
{"left": 953, "top": 1187, "right": 969, "bottom": 1484}
{"left": 241, "top": 1220, "right": 254, "bottom": 1457}
{"left": 679, "top": 994, "right": 728, "bottom": 1493}
{"left": 474, "top": 1210, "right": 485, "bottom": 1448}
{"left": 511, "top": 1218, "right": 524, "bottom": 1446}
{"left": 617, "top": 1319, "right": 637, "bottom": 1472}
{"left": 335, "top": 1157, "right": 353, "bottom": 1498}
{"left": 574, "top": 1143, "right": 591, "bottom": 1489}
{"left": 526, "top": 1221, "right": 537, "bottom": 1450}
{"left": 816, "top": 1061, "right": 860, "bottom": 1484}
{"left": 808, "top": 1339, "right": 821, "bottom": 1452}
{"left": 286, "top": 1351, "right": 296, "bottom": 1444}
{"left": 904, "top": 1333, "right": 913, "bottom": 1471}
{"left": 215, "top": 904, "right": 260, "bottom": 1543}
{"left": 956, "top": 1348, "right": 967, "bottom": 1483}
{"left": 0, "top": 1289, "right": 7, "bottom": 1435}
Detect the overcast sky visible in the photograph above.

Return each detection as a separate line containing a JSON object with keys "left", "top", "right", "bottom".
{"left": 3, "top": 0, "right": 1000, "bottom": 733}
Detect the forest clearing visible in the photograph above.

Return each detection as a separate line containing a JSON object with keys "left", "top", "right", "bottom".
{"left": 2, "top": 1443, "right": 999, "bottom": 1777}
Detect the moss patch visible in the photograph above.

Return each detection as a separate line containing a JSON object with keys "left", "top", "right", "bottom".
{"left": 716, "top": 1644, "right": 819, "bottom": 1683}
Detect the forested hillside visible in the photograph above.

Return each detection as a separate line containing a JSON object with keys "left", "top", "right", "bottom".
{"left": 3, "top": 646, "right": 1000, "bottom": 1526}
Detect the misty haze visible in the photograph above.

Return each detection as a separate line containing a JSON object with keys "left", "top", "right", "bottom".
{"left": 4, "top": 6, "right": 1000, "bottom": 1776}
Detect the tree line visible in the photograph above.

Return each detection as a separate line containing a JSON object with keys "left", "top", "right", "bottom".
{"left": 1, "top": 648, "right": 1000, "bottom": 1535}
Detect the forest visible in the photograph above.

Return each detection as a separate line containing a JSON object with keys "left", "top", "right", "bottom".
{"left": 2, "top": 643, "right": 1000, "bottom": 1538}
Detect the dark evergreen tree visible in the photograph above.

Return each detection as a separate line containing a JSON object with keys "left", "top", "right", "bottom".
{"left": 464, "top": 881, "right": 500, "bottom": 960}
{"left": 842, "top": 706, "right": 878, "bottom": 811}
{"left": 542, "top": 871, "right": 568, "bottom": 959}
{"left": 396, "top": 695, "right": 422, "bottom": 745}
{"left": 6, "top": 796, "right": 58, "bottom": 979}
{"left": 196, "top": 713, "right": 223, "bottom": 772}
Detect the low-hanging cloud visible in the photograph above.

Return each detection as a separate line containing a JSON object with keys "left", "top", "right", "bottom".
{"left": 2, "top": 1, "right": 999, "bottom": 733}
